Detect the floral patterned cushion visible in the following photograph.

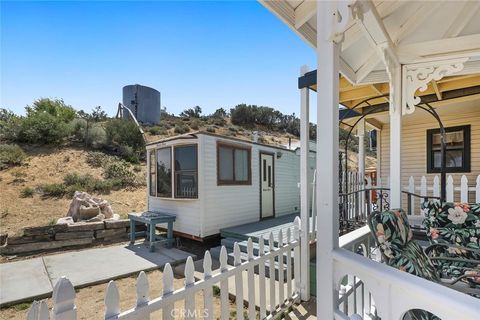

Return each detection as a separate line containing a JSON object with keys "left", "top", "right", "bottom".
{"left": 368, "top": 209, "right": 439, "bottom": 282}
{"left": 422, "top": 201, "right": 480, "bottom": 256}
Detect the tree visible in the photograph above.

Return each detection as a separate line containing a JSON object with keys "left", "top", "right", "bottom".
{"left": 212, "top": 108, "right": 227, "bottom": 118}
{"left": 180, "top": 106, "right": 202, "bottom": 118}
{"left": 91, "top": 106, "right": 108, "bottom": 122}
{"left": 26, "top": 98, "right": 76, "bottom": 123}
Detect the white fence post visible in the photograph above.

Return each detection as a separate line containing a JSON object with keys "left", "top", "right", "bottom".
{"left": 104, "top": 281, "right": 119, "bottom": 320}
{"left": 233, "top": 242, "right": 244, "bottom": 320}
{"left": 51, "top": 276, "right": 76, "bottom": 320}
{"left": 27, "top": 300, "right": 49, "bottom": 320}
{"left": 278, "top": 230, "right": 285, "bottom": 306}
{"left": 258, "top": 236, "right": 267, "bottom": 319}
{"left": 460, "top": 175, "right": 469, "bottom": 203}
{"left": 247, "top": 238, "right": 256, "bottom": 320}
{"left": 433, "top": 175, "right": 440, "bottom": 198}
{"left": 476, "top": 175, "right": 480, "bottom": 203}
{"left": 162, "top": 263, "right": 174, "bottom": 320}
{"left": 268, "top": 232, "right": 276, "bottom": 314}
{"left": 203, "top": 251, "right": 213, "bottom": 320}
{"left": 184, "top": 257, "right": 195, "bottom": 320}
{"left": 286, "top": 228, "right": 292, "bottom": 300}
{"left": 447, "top": 175, "right": 454, "bottom": 202}
{"left": 293, "top": 217, "right": 301, "bottom": 297}
{"left": 136, "top": 271, "right": 150, "bottom": 320}
{"left": 219, "top": 246, "right": 229, "bottom": 320}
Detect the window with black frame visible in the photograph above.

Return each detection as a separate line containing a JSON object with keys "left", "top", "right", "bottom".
{"left": 427, "top": 125, "right": 470, "bottom": 173}
{"left": 174, "top": 145, "right": 198, "bottom": 198}
{"left": 156, "top": 147, "right": 172, "bottom": 197}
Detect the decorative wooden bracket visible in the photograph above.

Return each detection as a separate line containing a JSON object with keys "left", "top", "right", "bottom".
{"left": 327, "top": 0, "right": 360, "bottom": 43}
{"left": 402, "top": 58, "right": 468, "bottom": 115}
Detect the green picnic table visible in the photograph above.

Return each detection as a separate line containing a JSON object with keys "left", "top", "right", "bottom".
{"left": 128, "top": 211, "right": 176, "bottom": 252}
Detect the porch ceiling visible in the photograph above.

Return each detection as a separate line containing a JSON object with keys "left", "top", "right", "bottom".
{"left": 260, "top": 0, "right": 480, "bottom": 84}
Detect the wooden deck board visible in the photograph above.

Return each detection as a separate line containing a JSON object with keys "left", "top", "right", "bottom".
{"left": 220, "top": 213, "right": 312, "bottom": 243}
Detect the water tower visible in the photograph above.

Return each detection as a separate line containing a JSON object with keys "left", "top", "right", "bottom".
{"left": 122, "top": 84, "right": 161, "bottom": 124}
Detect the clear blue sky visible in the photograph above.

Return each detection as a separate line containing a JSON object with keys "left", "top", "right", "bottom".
{"left": 1, "top": 1, "right": 316, "bottom": 119}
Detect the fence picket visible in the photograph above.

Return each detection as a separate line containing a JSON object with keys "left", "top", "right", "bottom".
{"left": 104, "top": 281, "right": 120, "bottom": 319}
{"left": 246, "top": 238, "right": 256, "bottom": 320}
{"left": 277, "top": 230, "right": 285, "bottom": 306}
{"left": 286, "top": 228, "right": 292, "bottom": 300}
{"left": 233, "top": 242, "right": 244, "bottom": 320}
{"left": 420, "top": 176, "right": 427, "bottom": 197}
{"left": 293, "top": 217, "right": 301, "bottom": 298}
{"left": 184, "top": 256, "right": 196, "bottom": 320}
{"left": 476, "top": 175, "right": 480, "bottom": 203}
{"left": 258, "top": 236, "right": 267, "bottom": 319}
{"left": 447, "top": 175, "right": 454, "bottom": 202}
{"left": 27, "top": 300, "right": 49, "bottom": 320}
{"left": 433, "top": 175, "right": 440, "bottom": 198}
{"left": 219, "top": 246, "right": 229, "bottom": 320}
{"left": 268, "top": 232, "right": 276, "bottom": 314}
{"left": 136, "top": 271, "right": 150, "bottom": 319}
{"left": 162, "top": 263, "right": 174, "bottom": 320}
{"left": 460, "top": 175, "right": 468, "bottom": 203}
{"left": 203, "top": 251, "right": 213, "bottom": 320}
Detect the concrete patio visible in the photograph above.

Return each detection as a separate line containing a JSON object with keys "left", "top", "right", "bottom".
{"left": 0, "top": 244, "right": 192, "bottom": 307}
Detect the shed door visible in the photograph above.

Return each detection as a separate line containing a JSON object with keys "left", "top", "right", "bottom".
{"left": 260, "top": 153, "right": 274, "bottom": 218}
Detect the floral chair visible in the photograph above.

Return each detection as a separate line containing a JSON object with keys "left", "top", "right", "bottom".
{"left": 368, "top": 208, "right": 480, "bottom": 319}
{"left": 422, "top": 201, "right": 480, "bottom": 279}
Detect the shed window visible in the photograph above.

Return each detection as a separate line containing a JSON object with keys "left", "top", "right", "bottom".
{"left": 427, "top": 125, "right": 470, "bottom": 173}
{"left": 174, "top": 145, "right": 198, "bottom": 198}
{"left": 149, "top": 150, "right": 156, "bottom": 196}
{"left": 217, "top": 143, "right": 251, "bottom": 185}
{"left": 157, "top": 147, "right": 172, "bottom": 197}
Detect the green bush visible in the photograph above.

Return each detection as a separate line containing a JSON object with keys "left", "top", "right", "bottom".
{"left": 26, "top": 98, "right": 76, "bottom": 123}
{"left": 104, "top": 119, "right": 144, "bottom": 161}
{"left": 148, "top": 126, "right": 167, "bottom": 136}
{"left": 86, "top": 151, "right": 109, "bottom": 168}
{"left": 103, "top": 161, "right": 137, "bottom": 187}
{"left": 18, "top": 112, "right": 71, "bottom": 144}
{"left": 85, "top": 125, "right": 106, "bottom": 147}
{"left": 42, "top": 183, "right": 66, "bottom": 198}
{"left": 174, "top": 124, "right": 189, "bottom": 134}
{"left": 69, "top": 118, "right": 87, "bottom": 140}
{"left": 0, "top": 144, "right": 26, "bottom": 170}
{"left": 189, "top": 119, "right": 201, "bottom": 130}
{"left": 20, "top": 186, "right": 34, "bottom": 198}
{"left": 206, "top": 126, "right": 216, "bottom": 133}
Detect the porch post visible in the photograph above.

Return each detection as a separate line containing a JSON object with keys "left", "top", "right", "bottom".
{"left": 389, "top": 65, "right": 402, "bottom": 207}
{"left": 376, "top": 129, "right": 382, "bottom": 187}
{"left": 299, "top": 65, "right": 311, "bottom": 301}
{"left": 357, "top": 119, "right": 365, "bottom": 182}
{"left": 316, "top": 1, "right": 340, "bottom": 318}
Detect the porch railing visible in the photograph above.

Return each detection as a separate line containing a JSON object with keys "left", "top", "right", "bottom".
{"left": 27, "top": 219, "right": 302, "bottom": 320}
{"left": 335, "top": 225, "right": 479, "bottom": 320}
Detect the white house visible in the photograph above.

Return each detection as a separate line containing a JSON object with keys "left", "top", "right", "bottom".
{"left": 145, "top": 131, "right": 316, "bottom": 240}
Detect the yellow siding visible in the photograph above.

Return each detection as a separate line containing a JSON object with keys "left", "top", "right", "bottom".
{"left": 380, "top": 109, "right": 480, "bottom": 206}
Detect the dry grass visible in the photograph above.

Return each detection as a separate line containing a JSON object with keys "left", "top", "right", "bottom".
{"left": 0, "top": 269, "right": 244, "bottom": 319}
{"left": 0, "top": 145, "right": 146, "bottom": 236}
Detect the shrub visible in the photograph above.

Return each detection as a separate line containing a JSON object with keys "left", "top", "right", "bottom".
{"left": 103, "top": 161, "right": 137, "bottom": 187}
{"left": 189, "top": 119, "right": 201, "bottom": 130}
{"left": 104, "top": 119, "right": 144, "bottom": 161}
{"left": 18, "top": 112, "right": 70, "bottom": 144}
{"left": 69, "top": 118, "right": 87, "bottom": 140}
{"left": 86, "top": 152, "right": 109, "bottom": 168}
{"left": 174, "top": 124, "right": 189, "bottom": 134}
{"left": 26, "top": 98, "right": 76, "bottom": 123}
{"left": 206, "top": 126, "right": 216, "bottom": 133}
{"left": 148, "top": 126, "right": 167, "bottom": 136}
{"left": 20, "top": 186, "right": 34, "bottom": 198}
{"left": 42, "top": 183, "right": 66, "bottom": 197}
{"left": 0, "top": 144, "right": 26, "bottom": 170}
{"left": 180, "top": 106, "right": 202, "bottom": 118}
{"left": 85, "top": 125, "right": 107, "bottom": 147}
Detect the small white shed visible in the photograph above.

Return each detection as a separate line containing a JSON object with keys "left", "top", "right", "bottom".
{"left": 146, "top": 131, "right": 316, "bottom": 240}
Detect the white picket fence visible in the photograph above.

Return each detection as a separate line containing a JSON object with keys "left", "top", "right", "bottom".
{"left": 404, "top": 174, "right": 480, "bottom": 214}
{"left": 27, "top": 219, "right": 302, "bottom": 320}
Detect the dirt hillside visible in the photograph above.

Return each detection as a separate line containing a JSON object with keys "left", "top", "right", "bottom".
{"left": 0, "top": 145, "right": 146, "bottom": 236}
